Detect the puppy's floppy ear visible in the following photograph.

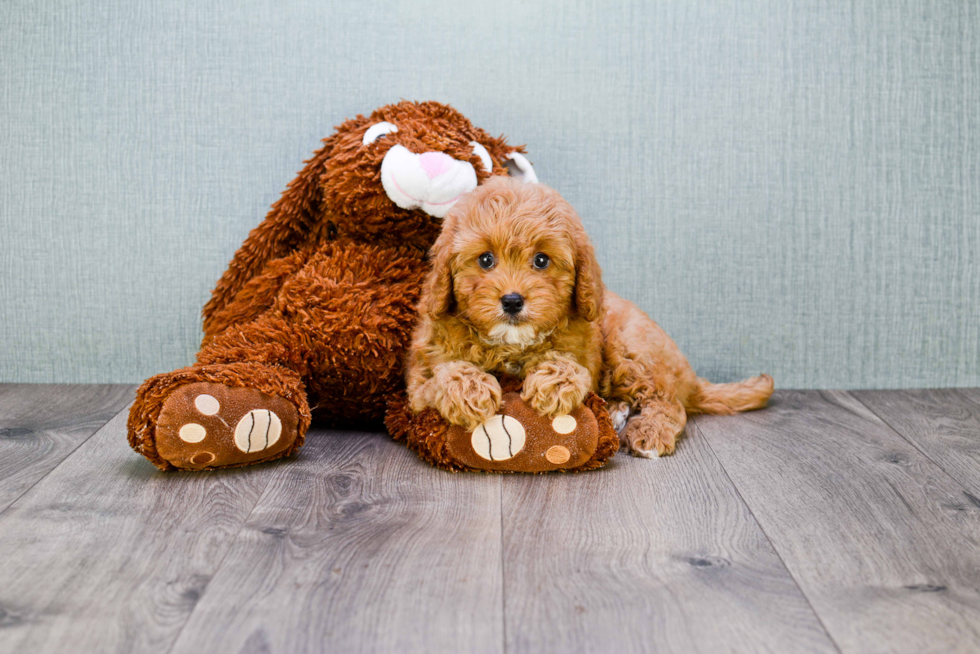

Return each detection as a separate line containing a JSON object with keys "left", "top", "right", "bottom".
{"left": 421, "top": 213, "right": 457, "bottom": 319}
{"left": 572, "top": 225, "right": 604, "bottom": 322}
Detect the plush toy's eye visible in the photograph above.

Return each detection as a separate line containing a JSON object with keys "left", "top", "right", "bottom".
{"left": 470, "top": 142, "right": 494, "bottom": 174}
{"left": 532, "top": 253, "right": 550, "bottom": 270}
{"left": 478, "top": 252, "right": 496, "bottom": 270}
{"left": 363, "top": 122, "right": 398, "bottom": 145}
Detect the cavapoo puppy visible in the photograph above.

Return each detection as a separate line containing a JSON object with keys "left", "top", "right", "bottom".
{"left": 407, "top": 177, "right": 773, "bottom": 456}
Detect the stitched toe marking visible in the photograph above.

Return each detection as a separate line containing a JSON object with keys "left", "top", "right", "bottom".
{"left": 191, "top": 451, "right": 215, "bottom": 465}
{"left": 546, "top": 445, "right": 571, "bottom": 464}
{"left": 194, "top": 394, "right": 220, "bottom": 415}
{"left": 551, "top": 415, "right": 577, "bottom": 434}
{"left": 179, "top": 423, "right": 207, "bottom": 443}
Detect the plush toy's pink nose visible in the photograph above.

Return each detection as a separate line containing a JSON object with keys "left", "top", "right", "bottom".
{"left": 419, "top": 152, "right": 454, "bottom": 179}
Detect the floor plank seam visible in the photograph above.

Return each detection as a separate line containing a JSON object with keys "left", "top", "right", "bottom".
{"left": 498, "top": 476, "right": 508, "bottom": 654}
{"left": 0, "top": 398, "right": 135, "bottom": 519}
{"left": 689, "top": 416, "right": 844, "bottom": 654}
{"left": 848, "top": 391, "right": 979, "bottom": 494}
{"left": 163, "top": 457, "right": 287, "bottom": 654}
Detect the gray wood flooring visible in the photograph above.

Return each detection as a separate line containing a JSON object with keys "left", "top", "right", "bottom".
{"left": 1, "top": 384, "right": 979, "bottom": 654}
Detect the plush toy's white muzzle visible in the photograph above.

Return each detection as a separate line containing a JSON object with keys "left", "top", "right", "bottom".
{"left": 381, "top": 145, "right": 477, "bottom": 218}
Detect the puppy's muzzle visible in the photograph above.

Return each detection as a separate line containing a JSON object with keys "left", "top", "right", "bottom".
{"left": 501, "top": 293, "right": 525, "bottom": 316}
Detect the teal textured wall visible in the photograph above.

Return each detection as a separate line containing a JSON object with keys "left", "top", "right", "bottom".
{"left": 1, "top": 0, "right": 978, "bottom": 387}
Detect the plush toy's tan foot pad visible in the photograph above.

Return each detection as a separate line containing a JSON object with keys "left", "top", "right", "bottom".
{"left": 155, "top": 382, "right": 300, "bottom": 470}
{"left": 445, "top": 392, "right": 599, "bottom": 473}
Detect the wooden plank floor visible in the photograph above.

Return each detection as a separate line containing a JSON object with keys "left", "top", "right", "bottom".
{"left": 1, "top": 385, "right": 978, "bottom": 653}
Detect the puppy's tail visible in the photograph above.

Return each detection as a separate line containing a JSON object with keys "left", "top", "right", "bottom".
{"left": 686, "top": 374, "right": 774, "bottom": 415}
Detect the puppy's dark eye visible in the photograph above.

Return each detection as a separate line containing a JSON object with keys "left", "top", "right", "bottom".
{"left": 532, "top": 253, "right": 550, "bottom": 270}
{"left": 478, "top": 252, "right": 495, "bottom": 270}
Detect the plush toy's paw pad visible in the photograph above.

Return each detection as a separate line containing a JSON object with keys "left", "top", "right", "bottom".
{"left": 155, "top": 383, "right": 299, "bottom": 470}
{"left": 233, "top": 409, "right": 283, "bottom": 453}
{"left": 471, "top": 414, "right": 526, "bottom": 461}
{"left": 446, "top": 392, "right": 599, "bottom": 472}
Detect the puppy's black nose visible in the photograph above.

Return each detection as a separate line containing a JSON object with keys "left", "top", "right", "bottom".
{"left": 501, "top": 293, "right": 525, "bottom": 315}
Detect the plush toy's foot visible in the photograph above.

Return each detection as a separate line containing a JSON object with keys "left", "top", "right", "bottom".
{"left": 387, "top": 381, "right": 619, "bottom": 473}
{"left": 445, "top": 392, "right": 599, "bottom": 472}
{"left": 128, "top": 363, "right": 311, "bottom": 471}
{"left": 154, "top": 382, "right": 300, "bottom": 470}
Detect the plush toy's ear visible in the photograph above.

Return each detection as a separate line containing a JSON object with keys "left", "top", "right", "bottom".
{"left": 505, "top": 151, "right": 538, "bottom": 184}
{"left": 572, "top": 224, "right": 604, "bottom": 322}
{"left": 202, "top": 135, "right": 339, "bottom": 337}
{"left": 421, "top": 213, "right": 458, "bottom": 319}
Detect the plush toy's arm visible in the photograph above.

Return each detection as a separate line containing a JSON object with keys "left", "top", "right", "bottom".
{"left": 201, "top": 245, "right": 316, "bottom": 344}
{"left": 202, "top": 137, "right": 336, "bottom": 335}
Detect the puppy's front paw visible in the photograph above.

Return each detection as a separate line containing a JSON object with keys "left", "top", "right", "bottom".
{"left": 521, "top": 359, "right": 591, "bottom": 418}
{"left": 433, "top": 363, "right": 502, "bottom": 431}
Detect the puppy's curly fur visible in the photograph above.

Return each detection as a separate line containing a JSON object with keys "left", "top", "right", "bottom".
{"left": 408, "top": 177, "right": 774, "bottom": 457}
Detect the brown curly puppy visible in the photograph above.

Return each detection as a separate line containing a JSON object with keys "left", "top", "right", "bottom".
{"left": 128, "top": 101, "right": 535, "bottom": 471}
{"left": 407, "top": 177, "right": 774, "bottom": 457}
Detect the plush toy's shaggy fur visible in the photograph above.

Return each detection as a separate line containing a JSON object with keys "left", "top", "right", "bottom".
{"left": 128, "top": 102, "right": 526, "bottom": 470}
{"left": 407, "top": 178, "right": 775, "bottom": 457}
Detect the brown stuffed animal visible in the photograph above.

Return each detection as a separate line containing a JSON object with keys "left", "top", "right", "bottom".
{"left": 129, "top": 101, "right": 565, "bottom": 471}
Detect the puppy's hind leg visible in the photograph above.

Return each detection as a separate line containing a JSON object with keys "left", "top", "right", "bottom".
{"left": 607, "top": 401, "right": 632, "bottom": 434}
{"left": 622, "top": 395, "right": 687, "bottom": 458}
